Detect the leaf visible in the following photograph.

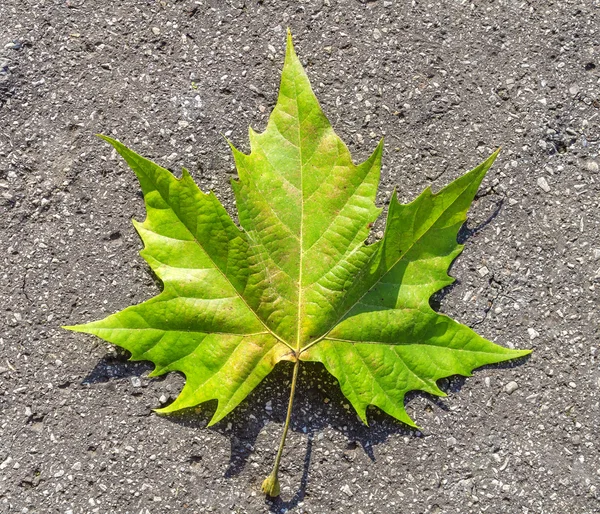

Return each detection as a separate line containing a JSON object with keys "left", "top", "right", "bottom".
{"left": 64, "top": 30, "right": 531, "bottom": 495}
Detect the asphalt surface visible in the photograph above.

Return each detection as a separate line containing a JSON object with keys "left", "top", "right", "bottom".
{"left": 1, "top": 1, "right": 599, "bottom": 513}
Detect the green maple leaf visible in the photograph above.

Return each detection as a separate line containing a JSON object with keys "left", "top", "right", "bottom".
{"left": 65, "top": 31, "right": 530, "bottom": 496}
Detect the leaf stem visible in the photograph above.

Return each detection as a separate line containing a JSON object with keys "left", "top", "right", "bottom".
{"left": 261, "top": 356, "right": 300, "bottom": 497}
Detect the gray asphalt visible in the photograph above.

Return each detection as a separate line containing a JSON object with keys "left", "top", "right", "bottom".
{"left": 1, "top": 1, "right": 599, "bottom": 513}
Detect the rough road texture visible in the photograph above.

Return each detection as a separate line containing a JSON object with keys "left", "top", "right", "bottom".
{"left": 1, "top": 1, "right": 599, "bottom": 513}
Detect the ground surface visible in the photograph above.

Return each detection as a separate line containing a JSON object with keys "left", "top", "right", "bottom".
{"left": 1, "top": 0, "right": 600, "bottom": 513}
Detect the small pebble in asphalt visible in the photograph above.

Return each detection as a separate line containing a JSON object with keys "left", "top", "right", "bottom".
{"left": 505, "top": 381, "right": 519, "bottom": 394}
{"left": 340, "top": 484, "right": 353, "bottom": 497}
{"left": 130, "top": 376, "right": 142, "bottom": 388}
{"left": 527, "top": 328, "right": 539, "bottom": 340}
{"left": 537, "top": 177, "right": 551, "bottom": 192}
{"left": 586, "top": 160, "right": 599, "bottom": 173}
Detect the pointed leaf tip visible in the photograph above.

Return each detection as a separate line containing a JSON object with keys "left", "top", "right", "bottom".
{"left": 97, "top": 134, "right": 117, "bottom": 145}
{"left": 512, "top": 348, "right": 533, "bottom": 358}
{"left": 481, "top": 147, "right": 501, "bottom": 173}
{"left": 373, "top": 137, "right": 384, "bottom": 157}
{"left": 285, "top": 29, "right": 298, "bottom": 62}
{"left": 61, "top": 324, "right": 88, "bottom": 333}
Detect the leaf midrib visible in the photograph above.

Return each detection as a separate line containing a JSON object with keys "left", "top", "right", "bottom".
{"left": 294, "top": 71, "right": 305, "bottom": 353}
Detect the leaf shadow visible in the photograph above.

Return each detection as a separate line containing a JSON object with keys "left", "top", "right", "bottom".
{"left": 82, "top": 347, "right": 155, "bottom": 384}
{"left": 457, "top": 197, "right": 504, "bottom": 245}
{"left": 147, "top": 360, "right": 418, "bottom": 511}
{"left": 82, "top": 347, "right": 530, "bottom": 512}
{"left": 165, "top": 354, "right": 530, "bottom": 512}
